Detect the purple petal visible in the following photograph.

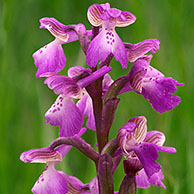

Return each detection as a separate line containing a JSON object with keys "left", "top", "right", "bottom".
{"left": 40, "top": 17, "right": 78, "bottom": 43}
{"left": 129, "top": 116, "right": 147, "bottom": 143}
{"left": 32, "top": 165, "right": 68, "bottom": 194}
{"left": 86, "top": 28, "right": 128, "bottom": 68}
{"left": 20, "top": 147, "right": 62, "bottom": 163}
{"left": 136, "top": 169, "right": 150, "bottom": 188}
{"left": 33, "top": 39, "right": 66, "bottom": 78}
{"left": 156, "top": 145, "right": 176, "bottom": 153}
{"left": 144, "top": 131, "right": 165, "bottom": 146}
{"left": 136, "top": 169, "right": 166, "bottom": 189}
{"left": 77, "top": 94, "right": 96, "bottom": 130}
{"left": 68, "top": 66, "right": 91, "bottom": 78}
{"left": 142, "top": 77, "right": 183, "bottom": 113}
{"left": 128, "top": 56, "right": 149, "bottom": 93}
{"left": 87, "top": 4, "right": 105, "bottom": 26}
{"left": 127, "top": 39, "right": 160, "bottom": 62}
{"left": 116, "top": 11, "right": 136, "bottom": 27}
{"left": 89, "top": 177, "right": 99, "bottom": 194}
{"left": 77, "top": 66, "right": 112, "bottom": 88}
{"left": 44, "top": 75, "right": 81, "bottom": 98}
{"left": 45, "top": 95, "right": 84, "bottom": 137}
{"left": 132, "top": 142, "right": 161, "bottom": 178}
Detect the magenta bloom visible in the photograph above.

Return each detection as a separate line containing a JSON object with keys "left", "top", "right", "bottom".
{"left": 45, "top": 66, "right": 112, "bottom": 133}
{"left": 86, "top": 3, "right": 136, "bottom": 68}
{"left": 128, "top": 55, "right": 184, "bottom": 113}
{"left": 33, "top": 17, "right": 81, "bottom": 78}
{"left": 117, "top": 116, "right": 176, "bottom": 188}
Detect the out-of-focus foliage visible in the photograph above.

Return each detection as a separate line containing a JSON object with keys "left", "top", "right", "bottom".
{"left": 0, "top": 0, "right": 193, "bottom": 193}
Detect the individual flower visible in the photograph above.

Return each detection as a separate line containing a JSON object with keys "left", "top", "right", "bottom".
{"left": 20, "top": 129, "right": 87, "bottom": 194}
{"left": 117, "top": 116, "right": 176, "bottom": 188}
{"left": 128, "top": 54, "right": 184, "bottom": 113}
{"left": 44, "top": 66, "right": 112, "bottom": 133}
{"left": 86, "top": 3, "right": 136, "bottom": 68}
{"left": 33, "top": 17, "right": 90, "bottom": 78}
{"left": 125, "top": 39, "right": 160, "bottom": 63}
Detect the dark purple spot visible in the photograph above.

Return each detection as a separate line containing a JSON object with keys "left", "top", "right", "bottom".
{"left": 110, "top": 38, "right": 112, "bottom": 40}
{"left": 53, "top": 105, "right": 56, "bottom": 107}
{"left": 110, "top": 43, "right": 113, "bottom": 45}
{"left": 39, "top": 50, "right": 43, "bottom": 54}
{"left": 111, "top": 28, "right": 113, "bottom": 31}
{"left": 107, "top": 41, "right": 109, "bottom": 44}
{"left": 59, "top": 97, "right": 63, "bottom": 100}
{"left": 106, "top": 36, "right": 109, "bottom": 39}
{"left": 112, "top": 34, "right": 114, "bottom": 37}
{"left": 112, "top": 39, "right": 115, "bottom": 43}
{"left": 44, "top": 45, "right": 47, "bottom": 49}
{"left": 60, "top": 104, "right": 63, "bottom": 107}
{"left": 57, "top": 108, "right": 60, "bottom": 111}
{"left": 41, "top": 178, "right": 44, "bottom": 182}
{"left": 149, "top": 78, "right": 152, "bottom": 80}
{"left": 105, "top": 28, "right": 107, "bottom": 30}
{"left": 57, "top": 103, "right": 59, "bottom": 105}
{"left": 53, "top": 109, "right": 57, "bottom": 113}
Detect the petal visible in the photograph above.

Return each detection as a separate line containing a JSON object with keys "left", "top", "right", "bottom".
{"left": 116, "top": 11, "right": 136, "bottom": 27}
{"left": 87, "top": 4, "right": 105, "bottom": 26}
{"left": 129, "top": 116, "right": 147, "bottom": 143}
{"left": 144, "top": 131, "right": 165, "bottom": 146}
{"left": 128, "top": 56, "right": 149, "bottom": 93}
{"left": 136, "top": 169, "right": 150, "bottom": 188}
{"left": 77, "top": 94, "right": 96, "bottom": 130}
{"left": 44, "top": 75, "right": 82, "bottom": 98}
{"left": 33, "top": 39, "right": 66, "bottom": 78}
{"left": 149, "top": 170, "right": 166, "bottom": 189}
{"left": 68, "top": 66, "right": 91, "bottom": 78}
{"left": 86, "top": 28, "right": 128, "bottom": 68}
{"left": 32, "top": 165, "right": 68, "bottom": 194}
{"left": 89, "top": 177, "right": 99, "bottom": 194}
{"left": 127, "top": 39, "right": 160, "bottom": 62}
{"left": 107, "top": 8, "right": 122, "bottom": 18}
{"left": 40, "top": 17, "right": 78, "bottom": 43}
{"left": 45, "top": 95, "right": 84, "bottom": 137}
{"left": 77, "top": 66, "right": 112, "bottom": 89}
{"left": 156, "top": 145, "right": 176, "bottom": 153}
{"left": 136, "top": 169, "right": 166, "bottom": 189}
{"left": 20, "top": 147, "right": 62, "bottom": 163}
{"left": 142, "top": 77, "right": 183, "bottom": 113}
{"left": 132, "top": 142, "right": 161, "bottom": 178}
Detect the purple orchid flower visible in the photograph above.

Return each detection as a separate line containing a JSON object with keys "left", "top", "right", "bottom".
{"left": 86, "top": 3, "right": 136, "bottom": 68}
{"left": 126, "top": 54, "right": 184, "bottom": 113}
{"left": 20, "top": 129, "right": 88, "bottom": 194}
{"left": 117, "top": 116, "right": 176, "bottom": 188}
{"left": 44, "top": 66, "right": 112, "bottom": 133}
{"left": 33, "top": 17, "right": 91, "bottom": 78}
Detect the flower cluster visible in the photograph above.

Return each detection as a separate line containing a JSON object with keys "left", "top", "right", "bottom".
{"left": 20, "top": 3, "right": 183, "bottom": 194}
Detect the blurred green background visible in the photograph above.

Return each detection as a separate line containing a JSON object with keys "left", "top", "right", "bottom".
{"left": 0, "top": 0, "right": 193, "bottom": 193}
